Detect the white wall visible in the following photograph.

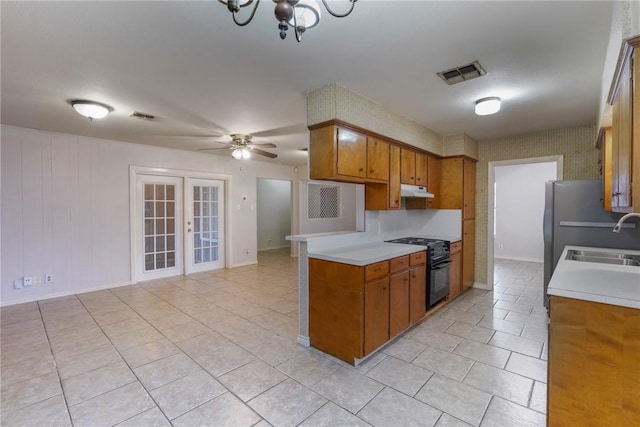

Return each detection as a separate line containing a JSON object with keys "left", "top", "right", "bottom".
{"left": 494, "top": 162, "right": 557, "bottom": 262}
{"left": 256, "top": 178, "right": 291, "bottom": 251}
{"left": 1, "top": 125, "right": 299, "bottom": 305}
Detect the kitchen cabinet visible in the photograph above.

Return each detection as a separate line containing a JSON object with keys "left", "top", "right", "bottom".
{"left": 406, "top": 154, "right": 441, "bottom": 210}
{"left": 367, "top": 137, "right": 389, "bottom": 182}
{"left": 389, "top": 255, "right": 410, "bottom": 339}
{"left": 440, "top": 157, "right": 476, "bottom": 289}
{"left": 308, "top": 251, "right": 426, "bottom": 364}
{"left": 598, "top": 127, "right": 613, "bottom": 211}
{"left": 309, "top": 124, "right": 367, "bottom": 183}
{"left": 604, "top": 36, "right": 640, "bottom": 213}
{"left": 448, "top": 241, "right": 462, "bottom": 299}
{"left": 462, "top": 219, "right": 475, "bottom": 291}
{"left": 365, "top": 143, "right": 401, "bottom": 210}
{"left": 409, "top": 252, "right": 427, "bottom": 324}
{"left": 401, "top": 148, "right": 416, "bottom": 184}
{"left": 548, "top": 295, "right": 640, "bottom": 425}
{"left": 415, "top": 152, "right": 428, "bottom": 186}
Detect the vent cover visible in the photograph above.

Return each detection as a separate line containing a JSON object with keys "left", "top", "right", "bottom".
{"left": 130, "top": 111, "right": 156, "bottom": 121}
{"left": 437, "top": 61, "right": 487, "bottom": 85}
{"left": 308, "top": 183, "right": 340, "bottom": 219}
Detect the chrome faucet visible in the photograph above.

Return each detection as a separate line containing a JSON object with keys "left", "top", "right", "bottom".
{"left": 612, "top": 212, "right": 640, "bottom": 233}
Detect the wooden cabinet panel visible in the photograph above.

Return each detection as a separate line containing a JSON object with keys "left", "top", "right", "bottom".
{"left": 367, "top": 137, "right": 389, "bottom": 181}
{"left": 439, "top": 158, "right": 464, "bottom": 209}
{"left": 390, "top": 255, "right": 409, "bottom": 274}
{"left": 401, "top": 148, "right": 416, "bottom": 184}
{"left": 410, "top": 251, "right": 426, "bottom": 266}
{"left": 309, "top": 259, "right": 364, "bottom": 362}
{"left": 462, "top": 219, "right": 475, "bottom": 290}
{"left": 409, "top": 264, "right": 426, "bottom": 324}
{"left": 463, "top": 159, "right": 476, "bottom": 220}
{"left": 415, "top": 153, "right": 428, "bottom": 186}
{"left": 337, "top": 127, "right": 367, "bottom": 179}
{"left": 548, "top": 296, "right": 640, "bottom": 426}
{"left": 364, "top": 277, "right": 390, "bottom": 355}
{"left": 389, "top": 144, "right": 401, "bottom": 209}
{"left": 600, "top": 128, "right": 613, "bottom": 211}
{"left": 389, "top": 272, "right": 410, "bottom": 338}
{"left": 448, "top": 250, "right": 462, "bottom": 300}
{"left": 365, "top": 261, "right": 389, "bottom": 282}
{"left": 427, "top": 155, "right": 440, "bottom": 209}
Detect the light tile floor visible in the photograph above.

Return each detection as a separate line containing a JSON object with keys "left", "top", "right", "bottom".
{"left": 1, "top": 251, "right": 548, "bottom": 427}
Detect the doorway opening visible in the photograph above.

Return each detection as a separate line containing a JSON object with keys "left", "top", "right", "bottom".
{"left": 487, "top": 156, "right": 563, "bottom": 290}
{"left": 256, "top": 178, "right": 292, "bottom": 254}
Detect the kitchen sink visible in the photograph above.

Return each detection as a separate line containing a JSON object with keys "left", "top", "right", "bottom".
{"left": 566, "top": 249, "right": 640, "bottom": 266}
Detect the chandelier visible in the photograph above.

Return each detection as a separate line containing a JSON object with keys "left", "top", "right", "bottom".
{"left": 218, "top": 0, "right": 357, "bottom": 42}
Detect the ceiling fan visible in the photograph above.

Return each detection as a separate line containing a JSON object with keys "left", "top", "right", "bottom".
{"left": 199, "top": 134, "right": 277, "bottom": 159}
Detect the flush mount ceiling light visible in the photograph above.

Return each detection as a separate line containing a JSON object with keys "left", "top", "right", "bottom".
{"left": 475, "top": 97, "right": 501, "bottom": 116}
{"left": 70, "top": 100, "right": 113, "bottom": 120}
{"left": 219, "top": 0, "right": 357, "bottom": 42}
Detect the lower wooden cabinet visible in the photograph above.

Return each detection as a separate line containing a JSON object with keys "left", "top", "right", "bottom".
{"left": 448, "top": 241, "right": 462, "bottom": 300}
{"left": 548, "top": 296, "right": 640, "bottom": 425}
{"left": 309, "top": 251, "right": 426, "bottom": 364}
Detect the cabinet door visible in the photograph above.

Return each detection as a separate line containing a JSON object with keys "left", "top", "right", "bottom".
{"left": 462, "top": 219, "right": 475, "bottom": 290}
{"left": 337, "top": 127, "right": 367, "bottom": 179}
{"left": 449, "top": 250, "right": 462, "bottom": 300}
{"left": 401, "top": 148, "right": 416, "bottom": 184}
{"left": 601, "top": 128, "right": 613, "bottom": 211}
{"left": 390, "top": 272, "right": 410, "bottom": 338}
{"left": 389, "top": 144, "right": 401, "bottom": 209}
{"left": 409, "top": 265, "right": 426, "bottom": 324}
{"left": 427, "top": 156, "right": 440, "bottom": 209}
{"left": 463, "top": 159, "right": 476, "bottom": 220}
{"left": 367, "top": 137, "right": 389, "bottom": 181}
{"left": 364, "top": 277, "right": 390, "bottom": 355}
{"left": 439, "top": 158, "right": 464, "bottom": 209}
{"left": 415, "top": 153, "right": 428, "bottom": 186}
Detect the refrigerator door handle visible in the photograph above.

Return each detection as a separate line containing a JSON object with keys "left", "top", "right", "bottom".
{"left": 559, "top": 221, "right": 636, "bottom": 229}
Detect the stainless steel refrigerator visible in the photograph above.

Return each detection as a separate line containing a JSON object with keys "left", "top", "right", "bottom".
{"left": 543, "top": 180, "right": 640, "bottom": 307}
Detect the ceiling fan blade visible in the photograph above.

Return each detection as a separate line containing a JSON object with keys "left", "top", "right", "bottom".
{"left": 250, "top": 148, "right": 278, "bottom": 159}
{"left": 198, "top": 147, "right": 232, "bottom": 151}
{"left": 249, "top": 143, "right": 277, "bottom": 149}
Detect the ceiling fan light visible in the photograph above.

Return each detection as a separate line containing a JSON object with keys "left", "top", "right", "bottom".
{"left": 475, "top": 97, "right": 501, "bottom": 116}
{"left": 241, "top": 149, "right": 251, "bottom": 159}
{"left": 70, "top": 100, "right": 113, "bottom": 119}
{"left": 232, "top": 149, "right": 243, "bottom": 159}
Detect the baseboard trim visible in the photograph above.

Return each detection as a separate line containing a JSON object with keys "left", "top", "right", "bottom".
{"left": 494, "top": 256, "right": 543, "bottom": 263}
{"left": 297, "top": 335, "right": 310, "bottom": 347}
{"left": 0, "top": 280, "right": 133, "bottom": 307}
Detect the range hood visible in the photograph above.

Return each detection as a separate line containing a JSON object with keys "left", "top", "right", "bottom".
{"left": 401, "top": 184, "right": 434, "bottom": 198}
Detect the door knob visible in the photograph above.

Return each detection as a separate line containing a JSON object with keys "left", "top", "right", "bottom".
{"left": 188, "top": 229, "right": 192, "bottom": 232}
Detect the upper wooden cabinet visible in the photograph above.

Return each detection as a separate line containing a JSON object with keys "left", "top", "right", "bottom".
{"left": 415, "top": 153, "right": 428, "bottom": 186}
{"left": 367, "top": 137, "right": 390, "bottom": 182}
{"left": 309, "top": 125, "right": 367, "bottom": 183}
{"left": 401, "top": 148, "right": 416, "bottom": 184}
{"left": 440, "top": 157, "right": 476, "bottom": 219}
{"left": 427, "top": 155, "right": 441, "bottom": 209}
{"left": 605, "top": 36, "right": 640, "bottom": 213}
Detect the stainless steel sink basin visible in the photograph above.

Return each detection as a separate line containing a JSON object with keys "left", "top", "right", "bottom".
{"left": 566, "top": 249, "right": 640, "bottom": 266}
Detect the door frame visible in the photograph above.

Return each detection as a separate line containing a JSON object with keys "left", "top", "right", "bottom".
{"left": 129, "top": 165, "right": 232, "bottom": 284}
{"left": 486, "top": 155, "right": 563, "bottom": 290}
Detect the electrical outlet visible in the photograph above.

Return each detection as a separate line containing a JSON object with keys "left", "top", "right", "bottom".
{"left": 23, "top": 276, "right": 33, "bottom": 286}
{"left": 45, "top": 274, "right": 54, "bottom": 283}
{"left": 13, "top": 279, "right": 23, "bottom": 289}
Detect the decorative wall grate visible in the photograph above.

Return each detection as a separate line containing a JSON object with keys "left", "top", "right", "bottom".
{"left": 308, "top": 183, "right": 341, "bottom": 219}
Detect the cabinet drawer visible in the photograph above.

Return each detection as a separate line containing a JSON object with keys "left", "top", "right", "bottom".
{"left": 450, "top": 241, "right": 462, "bottom": 254}
{"left": 365, "top": 261, "right": 389, "bottom": 282}
{"left": 410, "top": 251, "right": 426, "bottom": 266}
{"left": 390, "top": 256, "right": 410, "bottom": 274}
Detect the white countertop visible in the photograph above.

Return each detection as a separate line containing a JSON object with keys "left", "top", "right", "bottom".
{"left": 547, "top": 245, "right": 640, "bottom": 309}
{"left": 309, "top": 242, "right": 427, "bottom": 266}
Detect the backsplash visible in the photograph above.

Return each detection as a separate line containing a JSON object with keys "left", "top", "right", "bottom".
{"left": 365, "top": 209, "right": 462, "bottom": 240}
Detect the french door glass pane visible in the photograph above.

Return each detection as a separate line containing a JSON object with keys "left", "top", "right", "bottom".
{"left": 144, "top": 183, "right": 177, "bottom": 272}
{"left": 192, "top": 185, "right": 219, "bottom": 264}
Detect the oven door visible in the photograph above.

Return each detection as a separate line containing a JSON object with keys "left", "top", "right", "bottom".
{"left": 429, "top": 259, "right": 451, "bottom": 308}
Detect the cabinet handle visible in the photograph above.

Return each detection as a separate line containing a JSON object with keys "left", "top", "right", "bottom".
{"left": 370, "top": 169, "right": 374, "bottom": 173}
{"left": 359, "top": 167, "right": 364, "bottom": 172}
{"left": 403, "top": 278, "right": 409, "bottom": 282}
{"left": 411, "top": 176, "right": 414, "bottom": 179}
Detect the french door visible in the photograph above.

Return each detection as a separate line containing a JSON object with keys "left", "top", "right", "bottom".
{"left": 185, "top": 178, "right": 225, "bottom": 274}
{"left": 135, "top": 174, "right": 225, "bottom": 282}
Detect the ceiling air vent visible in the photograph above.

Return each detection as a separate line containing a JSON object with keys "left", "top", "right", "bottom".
{"left": 130, "top": 111, "right": 156, "bottom": 121}
{"left": 437, "top": 61, "right": 487, "bottom": 85}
